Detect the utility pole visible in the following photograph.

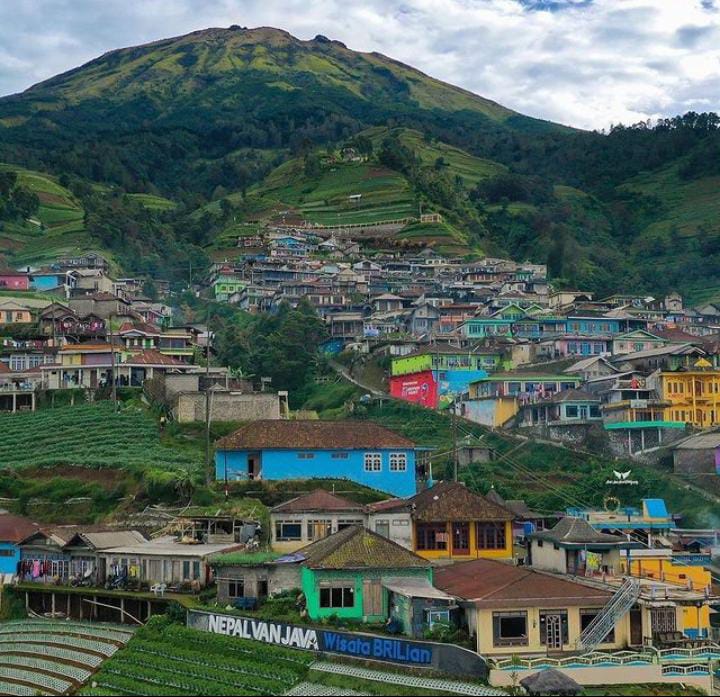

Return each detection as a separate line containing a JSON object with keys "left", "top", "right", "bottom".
{"left": 110, "top": 315, "right": 117, "bottom": 409}
{"left": 204, "top": 303, "right": 212, "bottom": 484}
{"left": 452, "top": 405, "right": 459, "bottom": 482}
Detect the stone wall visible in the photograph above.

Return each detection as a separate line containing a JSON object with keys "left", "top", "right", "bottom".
{"left": 175, "top": 392, "right": 282, "bottom": 423}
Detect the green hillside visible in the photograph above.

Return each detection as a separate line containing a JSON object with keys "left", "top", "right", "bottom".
{"left": 0, "top": 26, "right": 718, "bottom": 299}
{"left": 363, "top": 126, "right": 507, "bottom": 186}
{"left": 0, "top": 163, "right": 92, "bottom": 266}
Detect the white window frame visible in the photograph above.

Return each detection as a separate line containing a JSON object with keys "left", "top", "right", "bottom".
{"left": 389, "top": 452, "right": 407, "bottom": 472}
{"left": 364, "top": 452, "right": 382, "bottom": 472}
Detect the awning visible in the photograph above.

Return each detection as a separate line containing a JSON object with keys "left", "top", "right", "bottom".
{"left": 382, "top": 577, "right": 455, "bottom": 601}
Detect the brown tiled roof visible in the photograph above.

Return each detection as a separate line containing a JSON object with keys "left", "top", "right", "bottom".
{"left": 299, "top": 525, "right": 429, "bottom": 570}
{"left": 367, "top": 498, "right": 410, "bottom": 513}
{"left": 216, "top": 420, "right": 415, "bottom": 450}
{"left": 434, "top": 558, "right": 612, "bottom": 609}
{"left": 409, "top": 482, "right": 513, "bottom": 522}
{"left": 125, "top": 349, "right": 186, "bottom": 366}
{"left": 0, "top": 514, "right": 40, "bottom": 543}
{"left": 272, "top": 489, "right": 367, "bottom": 514}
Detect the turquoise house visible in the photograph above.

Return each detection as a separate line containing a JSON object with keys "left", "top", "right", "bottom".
{"left": 297, "top": 526, "right": 437, "bottom": 628}
{"left": 214, "top": 420, "right": 423, "bottom": 497}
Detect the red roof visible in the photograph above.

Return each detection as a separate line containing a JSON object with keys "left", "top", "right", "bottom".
{"left": 0, "top": 363, "right": 10, "bottom": 374}
{"left": 272, "top": 489, "right": 367, "bottom": 514}
{"left": 434, "top": 558, "right": 612, "bottom": 609}
{"left": 0, "top": 514, "right": 40, "bottom": 544}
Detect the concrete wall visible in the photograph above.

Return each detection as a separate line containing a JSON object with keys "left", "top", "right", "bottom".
{"left": 215, "top": 563, "right": 301, "bottom": 604}
{"left": 489, "top": 665, "right": 712, "bottom": 693}
{"left": 673, "top": 447, "right": 717, "bottom": 476}
{"left": 176, "top": 392, "right": 283, "bottom": 423}
{"left": 368, "top": 512, "right": 413, "bottom": 550}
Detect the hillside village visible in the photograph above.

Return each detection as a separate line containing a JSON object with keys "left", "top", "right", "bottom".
{"left": 1, "top": 16, "right": 720, "bottom": 697}
{"left": 1, "top": 223, "right": 720, "bottom": 694}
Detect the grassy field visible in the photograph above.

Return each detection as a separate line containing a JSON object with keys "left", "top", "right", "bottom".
{"left": 127, "top": 192, "right": 177, "bottom": 211}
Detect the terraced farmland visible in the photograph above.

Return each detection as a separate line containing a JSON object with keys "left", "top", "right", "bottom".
{"left": 79, "top": 617, "right": 314, "bottom": 696}
{"left": 0, "top": 402, "right": 197, "bottom": 473}
{"left": 0, "top": 619, "right": 134, "bottom": 695}
{"left": 0, "top": 163, "right": 94, "bottom": 267}
{"left": 249, "top": 159, "right": 417, "bottom": 226}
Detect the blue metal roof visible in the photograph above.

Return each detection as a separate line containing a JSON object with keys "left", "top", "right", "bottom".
{"left": 643, "top": 498, "right": 669, "bottom": 519}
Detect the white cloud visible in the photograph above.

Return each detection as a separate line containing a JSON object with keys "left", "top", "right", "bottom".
{"left": 0, "top": 0, "right": 718, "bottom": 129}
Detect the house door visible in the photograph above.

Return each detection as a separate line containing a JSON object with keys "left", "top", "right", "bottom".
{"left": 452, "top": 522, "right": 470, "bottom": 555}
{"left": 362, "top": 579, "right": 383, "bottom": 617}
{"left": 90, "top": 370, "right": 97, "bottom": 388}
{"left": 578, "top": 405, "right": 588, "bottom": 420}
{"left": 545, "top": 613, "right": 563, "bottom": 650}
{"left": 247, "top": 452, "right": 261, "bottom": 480}
{"left": 630, "top": 608, "right": 643, "bottom": 645}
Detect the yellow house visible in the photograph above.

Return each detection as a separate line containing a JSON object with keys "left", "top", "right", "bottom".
{"left": 407, "top": 481, "right": 514, "bottom": 561}
{"left": 622, "top": 550, "right": 713, "bottom": 639}
{"left": 434, "top": 558, "right": 630, "bottom": 655}
{"left": 658, "top": 363, "right": 720, "bottom": 428}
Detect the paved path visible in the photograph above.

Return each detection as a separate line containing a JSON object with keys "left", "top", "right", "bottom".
{"left": 328, "top": 359, "right": 384, "bottom": 396}
{"left": 310, "top": 661, "right": 507, "bottom": 696}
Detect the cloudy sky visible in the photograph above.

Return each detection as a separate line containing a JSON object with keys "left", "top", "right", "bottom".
{"left": 0, "top": 0, "right": 718, "bottom": 129}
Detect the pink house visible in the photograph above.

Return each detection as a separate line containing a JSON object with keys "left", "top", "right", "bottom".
{"left": 0, "top": 273, "right": 30, "bottom": 291}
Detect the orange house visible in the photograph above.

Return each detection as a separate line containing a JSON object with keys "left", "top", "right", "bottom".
{"left": 408, "top": 481, "right": 515, "bottom": 561}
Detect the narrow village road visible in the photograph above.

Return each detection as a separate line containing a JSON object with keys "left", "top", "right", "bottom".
{"left": 327, "top": 359, "right": 385, "bottom": 397}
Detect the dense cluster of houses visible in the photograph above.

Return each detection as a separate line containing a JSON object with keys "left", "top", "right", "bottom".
{"left": 0, "top": 252, "right": 291, "bottom": 419}
{"left": 3, "top": 471, "right": 717, "bottom": 660}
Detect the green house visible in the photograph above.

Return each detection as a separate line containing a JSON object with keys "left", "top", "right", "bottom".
{"left": 298, "top": 526, "right": 433, "bottom": 624}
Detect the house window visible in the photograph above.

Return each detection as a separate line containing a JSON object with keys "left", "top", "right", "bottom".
{"left": 228, "top": 579, "right": 244, "bottom": 598}
{"left": 375, "top": 521, "right": 390, "bottom": 538}
{"left": 476, "top": 522, "right": 506, "bottom": 550}
{"left": 416, "top": 522, "right": 448, "bottom": 550}
{"left": 580, "top": 609, "right": 615, "bottom": 643}
{"left": 275, "top": 521, "right": 303, "bottom": 541}
{"left": 192, "top": 561, "right": 201, "bottom": 580}
{"left": 319, "top": 584, "right": 355, "bottom": 609}
{"left": 297, "top": 452, "right": 315, "bottom": 460}
{"left": 307, "top": 519, "right": 332, "bottom": 541}
{"left": 364, "top": 453, "right": 382, "bottom": 472}
{"left": 331, "top": 452, "right": 349, "bottom": 459}
{"left": 492, "top": 611, "right": 528, "bottom": 647}
{"left": 389, "top": 453, "right": 407, "bottom": 472}
{"left": 566, "top": 405, "right": 579, "bottom": 418}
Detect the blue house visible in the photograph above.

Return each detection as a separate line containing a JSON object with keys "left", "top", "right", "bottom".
{"left": 0, "top": 513, "right": 39, "bottom": 576}
{"left": 214, "top": 420, "right": 423, "bottom": 497}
